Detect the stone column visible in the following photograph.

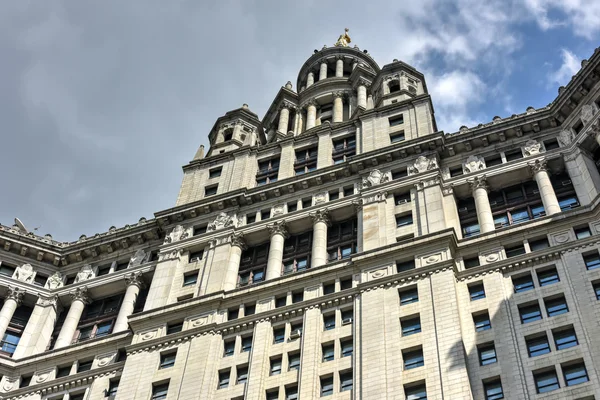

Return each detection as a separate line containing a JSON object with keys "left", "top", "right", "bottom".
{"left": 223, "top": 233, "right": 246, "bottom": 291}
{"left": 357, "top": 83, "right": 368, "bottom": 109}
{"left": 277, "top": 104, "right": 290, "bottom": 135}
{"left": 319, "top": 61, "right": 328, "bottom": 81}
{"left": 13, "top": 294, "right": 60, "bottom": 359}
{"left": 113, "top": 272, "right": 145, "bottom": 333}
{"left": 335, "top": 56, "right": 344, "bottom": 77}
{"left": 306, "top": 102, "right": 317, "bottom": 130}
{"left": 266, "top": 221, "right": 288, "bottom": 280}
{"left": 292, "top": 108, "right": 301, "bottom": 135}
{"left": 0, "top": 287, "right": 24, "bottom": 342}
{"left": 306, "top": 71, "right": 315, "bottom": 87}
{"left": 529, "top": 159, "right": 561, "bottom": 215}
{"left": 54, "top": 287, "right": 90, "bottom": 349}
{"left": 468, "top": 176, "right": 495, "bottom": 234}
{"left": 367, "top": 94, "right": 374, "bottom": 110}
{"left": 310, "top": 209, "right": 331, "bottom": 268}
{"left": 333, "top": 92, "right": 344, "bottom": 123}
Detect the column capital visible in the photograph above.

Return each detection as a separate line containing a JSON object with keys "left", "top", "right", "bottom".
{"left": 125, "top": 271, "right": 146, "bottom": 289}
{"left": 352, "top": 200, "right": 363, "bottom": 212}
{"left": 37, "top": 293, "right": 59, "bottom": 308}
{"left": 335, "top": 55, "right": 345, "bottom": 61}
{"left": 229, "top": 232, "right": 247, "bottom": 250}
{"left": 467, "top": 175, "right": 488, "bottom": 193}
{"left": 5, "top": 286, "right": 24, "bottom": 305}
{"left": 332, "top": 91, "right": 345, "bottom": 98}
{"left": 279, "top": 101, "right": 295, "bottom": 111}
{"left": 268, "top": 220, "right": 289, "bottom": 239}
{"left": 302, "top": 99, "right": 317, "bottom": 109}
{"left": 70, "top": 286, "right": 91, "bottom": 305}
{"left": 528, "top": 158, "right": 548, "bottom": 174}
{"left": 310, "top": 209, "right": 332, "bottom": 226}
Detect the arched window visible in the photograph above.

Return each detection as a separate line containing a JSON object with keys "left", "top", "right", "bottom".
{"left": 388, "top": 80, "right": 400, "bottom": 94}
{"left": 223, "top": 128, "right": 233, "bottom": 142}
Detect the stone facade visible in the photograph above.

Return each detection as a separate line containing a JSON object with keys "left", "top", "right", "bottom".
{"left": 1, "top": 39, "right": 600, "bottom": 400}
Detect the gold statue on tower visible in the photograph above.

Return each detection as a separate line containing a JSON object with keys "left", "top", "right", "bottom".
{"left": 335, "top": 28, "right": 351, "bottom": 47}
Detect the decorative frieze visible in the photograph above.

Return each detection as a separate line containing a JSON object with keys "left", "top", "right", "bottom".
{"left": 12, "top": 263, "right": 35, "bottom": 284}
{"left": 75, "top": 264, "right": 95, "bottom": 283}
{"left": 462, "top": 155, "right": 485, "bottom": 174}
{"left": 523, "top": 139, "right": 543, "bottom": 156}
{"left": 361, "top": 169, "right": 389, "bottom": 188}
{"left": 410, "top": 155, "right": 438, "bottom": 174}
{"left": 164, "top": 225, "right": 189, "bottom": 244}
{"left": 45, "top": 272, "right": 64, "bottom": 289}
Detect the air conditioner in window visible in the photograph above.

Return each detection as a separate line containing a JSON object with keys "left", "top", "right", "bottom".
{"left": 562, "top": 180, "right": 572, "bottom": 186}
{"left": 342, "top": 317, "right": 353, "bottom": 325}
{"left": 190, "top": 257, "right": 202, "bottom": 263}
{"left": 396, "top": 199, "right": 409, "bottom": 205}
{"left": 458, "top": 207, "right": 468, "bottom": 213}
{"left": 289, "top": 329, "right": 302, "bottom": 339}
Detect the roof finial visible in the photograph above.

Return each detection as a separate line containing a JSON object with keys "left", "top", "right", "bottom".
{"left": 335, "top": 28, "right": 351, "bottom": 47}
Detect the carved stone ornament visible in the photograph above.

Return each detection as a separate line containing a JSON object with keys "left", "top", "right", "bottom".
{"left": 310, "top": 209, "right": 331, "bottom": 226}
{"left": 5, "top": 286, "right": 24, "bottom": 305}
{"left": 125, "top": 271, "right": 145, "bottom": 288}
{"left": 96, "top": 352, "right": 117, "bottom": 367}
{"left": 268, "top": 220, "right": 289, "bottom": 238}
{"left": 207, "top": 212, "right": 238, "bottom": 232}
{"left": 581, "top": 104, "right": 596, "bottom": 125}
{"left": 528, "top": 159, "right": 548, "bottom": 174}
{"left": 411, "top": 156, "right": 438, "bottom": 174}
{"left": 140, "top": 328, "right": 158, "bottom": 341}
{"left": 362, "top": 191, "right": 388, "bottom": 205}
{"left": 37, "top": 294, "right": 58, "bottom": 307}
{"left": 558, "top": 129, "right": 572, "bottom": 146}
{"left": 158, "top": 249, "right": 182, "bottom": 261}
{"left": 2, "top": 377, "right": 18, "bottom": 392}
{"left": 462, "top": 155, "right": 485, "bottom": 174}
{"left": 467, "top": 176, "right": 488, "bottom": 192}
{"left": 34, "top": 368, "right": 54, "bottom": 384}
{"left": 229, "top": 232, "right": 247, "bottom": 250}
{"left": 272, "top": 204, "right": 285, "bottom": 217}
{"left": 523, "top": 139, "right": 543, "bottom": 156}
{"left": 313, "top": 192, "right": 327, "bottom": 205}
{"left": 70, "top": 286, "right": 91, "bottom": 304}
{"left": 361, "top": 169, "right": 389, "bottom": 188}
{"left": 188, "top": 315, "right": 209, "bottom": 328}
{"left": 45, "top": 272, "right": 64, "bottom": 289}
{"left": 128, "top": 249, "right": 148, "bottom": 268}
{"left": 13, "top": 263, "right": 35, "bottom": 283}
{"left": 75, "top": 264, "right": 95, "bottom": 283}
{"left": 164, "top": 225, "right": 189, "bottom": 244}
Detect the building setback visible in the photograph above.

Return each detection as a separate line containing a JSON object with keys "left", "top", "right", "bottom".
{"left": 1, "top": 34, "right": 600, "bottom": 400}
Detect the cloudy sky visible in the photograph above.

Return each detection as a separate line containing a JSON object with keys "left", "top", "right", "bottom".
{"left": 1, "top": 0, "right": 598, "bottom": 242}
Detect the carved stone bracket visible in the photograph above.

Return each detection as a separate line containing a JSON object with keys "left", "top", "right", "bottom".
{"left": 128, "top": 249, "right": 148, "bottom": 268}
{"left": 70, "top": 286, "right": 91, "bottom": 305}
{"left": 558, "top": 129, "right": 573, "bottom": 147}
{"left": 164, "top": 225, "right": 189, "bottom": 244}
{"left": 13, "top": 263, "right": 35, "bottom": 283}
{"left": 268, "top": 220, "right": 289, "bottom": 239}
{"left": 361, "top": 169, "right": 389, "bottom": 189}
{"left": 468, "top": 175, "right": 488, "bottom": 193}
{"left": 462, "top": 155, "right": 485, "bottom": 174}
{"left": 37, "top": 294, "right": 59, "bottom": 308}
{"left": 523, "top": 139, "right": 543, "bottom": 156}
{"left": 5, "top": 286, "right": 24, "bottom": 305}
{"left": 310, "top": 209, "right": 331, "bottom": 226}
{"left": 410, "top": 155, "right": 438, "bottom": 174}
{"left": 45, "top": 272, "right": 64, "bottom": 289}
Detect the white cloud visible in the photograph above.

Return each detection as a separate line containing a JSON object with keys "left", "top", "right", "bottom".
{"left": 524, "top": 0, "right": 600, "bottom": 39}
{"left": 547, "top": 49, "right": 580, "bottom": 86}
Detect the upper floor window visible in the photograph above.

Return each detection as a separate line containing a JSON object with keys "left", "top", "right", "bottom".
{"left": 209, "top": 167, "right": 222, "bottom": 179}
{"left": 332, "top": 136, "right": 356, "bottom": 164}
{"left": 327, "top": 218, "right": 358, "bottom": 261}
{"left": 205, "top": 185, "right": 218, "bottom": 197}
{"left": 238, "top": 244, "right": 268, "bottom": 287}
{"left": 256, "top": 157, "right": 280, "bottom": 186}
{"left": 295, "top": 147, "right": 318, "bottom": 175}
{"left": 0, "top": 263, "right": 16, "bottom": 277}
{"left": 389, "top": 114, "right": 404, "bottom": 127}
{"left": 223, "top": 128, "right": 233, "bottom": 142}
{"left": 283, "top": 232, "right": 313, "bottom": 275}
{"left": 388, "top": 81, "right": 401, "bottom": 94}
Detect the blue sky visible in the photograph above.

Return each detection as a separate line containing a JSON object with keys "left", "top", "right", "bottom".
{"left": 0, "top": 0, "right": 598, "bottom": 241}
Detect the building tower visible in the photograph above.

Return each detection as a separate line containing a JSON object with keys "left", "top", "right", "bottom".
{"left": 0, "top": 32, "right": 600, "bottom": 400}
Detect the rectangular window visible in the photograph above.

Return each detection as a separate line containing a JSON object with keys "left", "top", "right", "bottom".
{"left": 340, "top": 371, "right": 353, "bottom": 392}
{"left": 394, "top": 192, "right": 411, "bottom": 205}
{"left": 256, "top": 158, "right": 280, "bottom": 185}
{"left": 529, "top": 238, "right": 549, "bottom": 251}
{"left": 159, "top": 352, "right": 176, "bottom": 369}
{"left": 244, "top": 303, "right": 255, "bottom": 316}
{"left": 574, "top": 226, "right": 592, "bottom": 239}
{"left": 290, "top": 322, "right": 303, "bottom": 339}
{"left": 343, "top": 186, "right": 354, "bottom": 197}
{"left": 332, "top": 136, "right": 356, "bottom": 164}
{"left": 397, "top": 259, "right": 416, "bottom": 273}
{"left": 292, "top": 291, "right": 304, "bottom": 304}
{"left": 193, "top": 225, "right": 207, "bottom": 236}
{"left": 553, "top": 327, "right": 578, "bottom": 350}
{"left": 228, "top": 308, "right": 239, "bottom": 321}
{"left": 152, "top": 383, "right": 169, "bottom": 400}
{"left": 189, "top": 250, "right": 204, "bottom": 262}
{"left": 288, "top": 353, "right": 300, "bottom": 371}
{"left": 322, "top": 343, "right": 334, "bottom": 362}
{"left": 275, "top": 296, "right": 287, "bottom": 308}
{"left": 205, "top": 185, "right": 218, "bottom": 196}
{"left": 389, "top": 115, "right": 404, "bottom": 126}
{"left": 107, "top": 379, "right": 119, "bottom": 397}
{"left": 474, "top": 311, "right": 491, "bottom": 331}
{"left": 261, "top": 209, "right": 271, "bottom": 220}
{"left": 270, "top": 357, "right": 282, "bottom": 375}
{"left": 236, "top": 366, "right": 248, "bottom": 384}
{"left": 403, "top": 347, "right": 424, "bottom": 369}
{"left": 478, "top": 343, "right": 497, "bottom": 365}
{"left": 583, "top": 252, "right": 600, "bottom": 270}
{"left": 464, "top": 257, "right": 480, "bottom": 269}
{"left": 401, "top": 316, "right": 421, "bottom": 336}
{"left": 287, "top": 201, "right": 298, "bottom": 212}
{"left": 166, "top": 322, "right": 182, "bottom": 335}
{"left": 329, "top": 190, "right": 339, "bottom": 201}
{"left": 341, "top": 338, "right": 353, "bottom": 357}
{"left": 545, "top": 296, "right": 568, "bottom": 317}
{"left": 246, "top": 213, "right": 256, "bottom": 224}
{"left": 526, "top": 334, "right": 551, "bottom": 357}
{"left": 209, "top": 167, "right": 222, "bottom": 179}
{"left": 449, "top": 166, "right": 463, "bottom": 177}
{"left": 183, "top": 272, "right": 197, "bottom": 286}
{"left": 519, "top": 303, "right": 542, "bottom": 323}
{"left": 341, "top": 308, "right": 353, "bottom": 325}
{"left": 286, "top": 386, "right": 298, "bottom": 400}
{"left": 512, "top": 273, "right": 534, "bottom": 293}
{"left": 223, "top": 339, "right": 235, "bottom": 357}
{"left": 294, "top": 146, "right": 318, "bottom": 175}
{"left": 320, "top": 376, "right": 334, "bottom": 397}
{"left": 96, "top": 265, "right": 111, "bottom": 276}
{"left": 396, "top": 214, "right": 414, "bottom": 227}
{"left": 594, "top": 282, "right": 600, "bottom": 300}
{"left": 340, "top": 277, "right": 353, "bottom": 290}
{"left": 484, "top": 379, "right": 504, "bottom": 400}
{"left": 302, "top": 197, "right": 312, "bottom": 208}
{"left": 399, "top": 286, "right": 419, "bottom": 305}
{"left": 544, "top": 138, "right": 560, "bottom": 150}
{"left": 241, "top": 336, "right": 252, "bottom": 352}
{"left": 266, "top": 390, "right": 279, "bottom": 400}
{"left": 324, "top": 282, "right": 335, "bottom": 295}
{"left": 505, "top": 244, "right": 526, "bottom": 258}
{"left": 534, "top": 369, "right": 560, "bottom": 393}
{"left": 390, "top": 131, "right": 405, "bottom": 143}
{"left": 485, "top": 154, "right": 503, "bottom": 167}
{"left": 537, "top": 267, "right": 559, "bottom": 286}
{"left": 392, "top": 168, "right": 408, "bottom": 180}
{"left": 563, "top": 362, "right": 589, "bottom": 386}
{"left": 324, "top": 314, "right": 336, "bottom": 331}
{"left": 273, "top": 327, "right": 285, "bottom": 344}
{"left": 218, "top": 370, "right": 230, "bottom": 389}
{"left": 558, "top": 195, "right": 580, "bottom": 211}
{"left": 504, "top": 149, "right": 523, "bottom": 161}
{"left": 405, "top": 383, "right": 427, "bottom": 400}
{"left": 0, "top": 264, "right": 15, "bottom": 277}
{"left": 469, "top": 283, "right": 486, "bottom": 301}
{"left": 78, "top": 360, "right": 93, "bottom": 372}
{"left": 56, "top": 366, "right": 71, "bottom": 378}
